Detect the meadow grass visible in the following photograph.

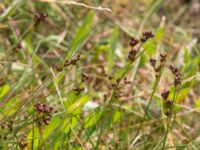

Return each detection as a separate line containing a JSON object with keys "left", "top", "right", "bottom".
{"left": 0, "top": 0, "right": 200, "bottom": 149}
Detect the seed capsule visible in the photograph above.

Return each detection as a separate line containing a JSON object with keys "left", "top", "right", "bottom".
{"left": 129, "top": 37, "right": 139, "bottom": 47}
{"left": 150, "top": 58, "right": 157, "bottom": 67}
{"left": 166, "top": 99, "right": 172, "bottom": 108}
{"left": 161, "top": 89, "right": 170, "bottom": 100}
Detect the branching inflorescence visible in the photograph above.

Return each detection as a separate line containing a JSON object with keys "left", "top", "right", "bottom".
{"left": 34, "top": 103, "right": 57, "bottom": 125}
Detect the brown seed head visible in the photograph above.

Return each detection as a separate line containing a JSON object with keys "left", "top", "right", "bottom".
{"left": 128, "top": 48, "right": 137, "bottom": 61}
{"left": 166, "top": 99, "right": 172, "bottom": 108}
{"left": 129, "top": 37, "right": 139, "bottom": 47}
{"left": 161, "top": 89, "right": 170, "bottom": 100}
{"left": 140, "top": 31, "right": 154, "bottom": 42}
{"left": 150, "top": 58, "right": 157, "bottom": 67}
{"left": 39, "top": 12, "right": 48, "bottom": 21}
{"left": 169, "top": 65, "right": 179, "bottom": 75}
{"left": 160, "top": 53, "right": 167, "bottom": 62}
{"left": 154, "top": 65, "right": 162, "bottom": 72}
{"left": 174, "top": 74, "right": 182, "bottom": 86}
{"left": 165, "top": 109, "right": 171, "bottom": 116}
{"left": 82, "top": 73, "right": 89, "bottom": 82}
{"left": 34, "top": 12, "right": 48, "bottom": 27}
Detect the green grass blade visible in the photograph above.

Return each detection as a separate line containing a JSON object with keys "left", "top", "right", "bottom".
{"left": 0, "top": 0, "right": 25, "bottom": 21}
{"left": 107, "top": 27, "right": 119, "bottom": 73}
{"left": 65, "top": 12, "right": 94, "bottom": 60}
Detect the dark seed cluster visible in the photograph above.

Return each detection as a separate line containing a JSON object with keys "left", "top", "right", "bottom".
{"left": 149, "top": 52, "right": 167, "bottom": 78}
{"left": 15, "top": 43, "right": 23, "bottom": 52}
{"left": 165, "top": 109, "right": 171, "bottom": 117}
{"left": 124, "top": 77, "right": 132, "bottom": 84}
{"left": 150, "top": 58, "right": 156, "bottom": 67}
{"left": 106, "top": 76, "right": 132, "bottom": 100}
{"left": 160, "top": 53, "right": 167, "bottom": 62}
{"left": 0, "top": 119, "right": 14, "bottom": 140}
{"left": 140, "top": 31, "right": 154, "bottom": 43}
{"left": 161, "top": 89, "right": 170, "bottom": 100}
{"left": 34, "top": 103, "right": 57, "bottom": 125}
{"left": 128, "top": 31, "right": 154, "bottom": 62}
{"left": 128, "top": 48, "right": 137, "bottom": 61}
{"left": 129, "top": 37, "right": 139, "bottom": 47}
{"left": 159, "top": 63, "right": 182, "bottom": 117}
{"left": 81, "top": 73, "right": 89, "bottom": 82}
{"left": 64, "top": 54, "right": 81, "bottom": 67}
{"left": 161, "top": 89, "right": 172, "bottom": 116}
{"left": 115, "top": 77, "right": 133, "bottom": 98}
{"left": 108, "top": 75, "right": 113, "bottom": 80}
{"left": 34, "top": 12, "right": 48, "bottom": 27}
{"left": 169, "top": 65, "right": 182, "bottom": 86}
{"left": 1, "top": 119, "right": 13, "bottom": 132}
{"left": 18, "top": 136, "right": 28, "bottom": 149}
{"left": 128, "top": 36, "right": 138, "bottom": 61}
{"left": 166, "top": 99, "right": 172, "bottom": 108}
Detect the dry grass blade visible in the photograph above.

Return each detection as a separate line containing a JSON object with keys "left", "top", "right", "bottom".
{"left": 36, "top": 0, "right": 112, "bottom": 12}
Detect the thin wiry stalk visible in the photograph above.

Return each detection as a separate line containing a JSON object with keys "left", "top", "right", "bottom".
{"left": 129, "top": 61, "right": 166, "bottom": 149}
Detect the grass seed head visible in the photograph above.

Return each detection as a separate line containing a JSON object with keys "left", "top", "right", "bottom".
{"left": 129, "top": 37, "right": 139, "bottom": 47}
{"left": 169, "top": 65, "right": 182, "bottom": 86}
{"left": 165, "top": 109, "right": 171, "bottom": 116}
{"left": 140, "top": 31, "right": 154, "bottom": 42}
{"left": 161, "top": 89, "right": 170, "bottom": 100}
{"left": 166, "top": 99, "right": 172, "bottom": 108}
{"left": 128, "top": 48, "right": 137, "bottom": 61}
{"left": 82, "top": 73, "right": 89, "bottom": 82}
{"left": 34, "top": 12, "right": 48, "bottom": 27}
{"left": 150, "top": 58, "right": 157, "bottom": 67}
{"left": 174, "top": 74, "right": 182, "bottom": 86}
{"left": 160, "top": 53, "right": 167, "bottom": 62}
